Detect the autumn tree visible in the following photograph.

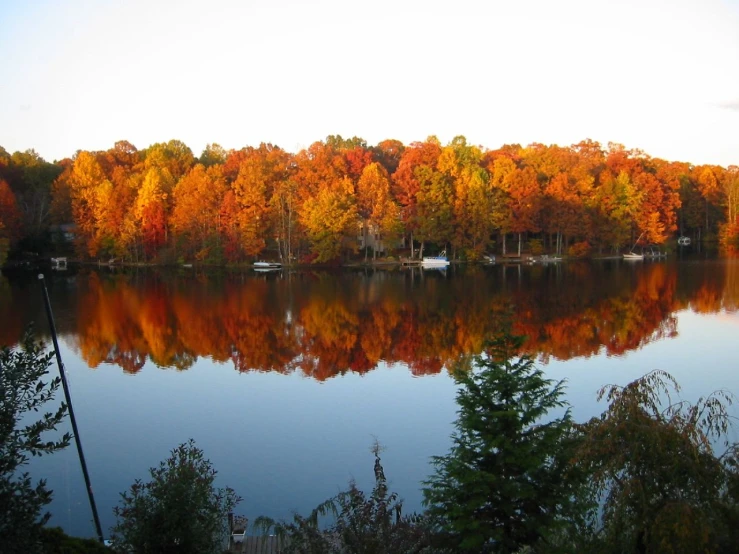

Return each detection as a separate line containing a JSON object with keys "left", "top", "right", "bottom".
{"left": 229, "top": 144, "right": 291, "bottom": 259}
{"left": 591, "top": 170, "right": 643, "bottom": 251}
{"left": 170, "top": 164, "right": 227, "bottom": 261}
{"left": 393, "top": 138, "right": 442, "bottom": 258}
{"left": 136, "top": 166, "right": 172, "bottom": 259}
{"left": 293, "top": 140, "right": 348, "bottom": 200}
{"left": 199, "top": 143, "right": 227, "bottom": 167}
{"left": 231, "top": 156, "right": 271, "bottom": 257}
{"left": 372, "top": 139, "right": 405, "bottom": 175}
{"left": 486, "top": 155, "right": 517, "bottom": 254}
{"left": 415, "top": 164, "right": 454, "bottom": 257}
{"left": 507, "top": 166, "right": 542, "bottom": 255}
{"left": 544, "top": 172, "right": 586, "bottom": 255}
{"left": 325, "top": 135, "right": 368, "bottom": 151}
{"left": 344, "top": 144, "right": 374, "bottom": 184}
{"left": 438, "top": 136, "right": 491, "bottom": 259}
{"left": 99, "top": 141, "right": 141, "bottom": 176}
{"left": 720, "top": 166, "right": 739, "bottom": 251}
{"left": 654, "top": 160, "right": 692, "bottom": 239}
{"left": 270, "top": 177, "right": 299, "bottom": 264}
{"left": 68, "top": 151, "right": 110, "bottom": 256}
{"left": 299, "top": 176, "right": 358, "bottom": 263}
{"left": 143, "top": 140, "right": 195, "bottom": 181}
{"left": 356, "top": 162, "right": 401, "bottom": 260}
{"left": 219, "top": 190, "right": 242, "bottom": 262}
{"left": 695, "top": 165, "right": 725, "bottom": 239}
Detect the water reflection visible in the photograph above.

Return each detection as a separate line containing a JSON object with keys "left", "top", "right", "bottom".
{"left": 1, "top": 260, "right": 737, "bottom": 378}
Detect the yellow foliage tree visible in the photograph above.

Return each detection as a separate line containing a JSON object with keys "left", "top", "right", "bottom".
{"left": 299, "top": 177, "right": 358, "bottom": 263}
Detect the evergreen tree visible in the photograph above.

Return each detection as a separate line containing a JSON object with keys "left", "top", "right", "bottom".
{"left": 423, "top": 332, "right": 579, "bottom": 553}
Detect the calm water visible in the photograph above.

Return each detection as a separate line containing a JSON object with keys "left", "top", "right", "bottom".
{"left": 2, "top": 257, "right": 738, "bottom": 539}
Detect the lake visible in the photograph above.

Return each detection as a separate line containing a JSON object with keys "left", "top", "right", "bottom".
{"left": 2, "top": 256, "right": 738, "bottom": 539}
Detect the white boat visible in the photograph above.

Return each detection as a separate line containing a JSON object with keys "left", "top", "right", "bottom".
{"left": 623, "top": 231, "right": 645, "bottom": 260}
{"left": 421, "top": 250, "right": 450, "bottom": 267}
{"left": 623, "top": 252, "right": 644, "bottom": 260}
{"left": 677, "top": 236, "right": 691, "bottom": 246}
{"left": 253, "top": 261, "right": 282, "bottom": 269}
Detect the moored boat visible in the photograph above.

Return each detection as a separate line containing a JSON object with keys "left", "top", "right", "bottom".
{"left": 421, "top": 250, "right": 450, "bottom": 267}
{"left": 623, "top": 231, "right": 645, "bottom": 260}
{"left": 623, "top": 252, "right": 644, "bottom": 260}
{"left": 254, "top": 261, "right": 282, "bottom": 269}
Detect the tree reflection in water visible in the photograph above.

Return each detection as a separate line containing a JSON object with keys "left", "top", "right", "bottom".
{"left": 1, "top": 260, "right": 736, "bottom": 378}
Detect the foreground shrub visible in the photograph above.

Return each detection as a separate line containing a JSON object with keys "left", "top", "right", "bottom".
{"left": 111, "top": 439, "right": 240, "bottom": 554}
{"left": 0, "top": 327, "right": 71, "bottom": 554}
{"left": 575, "top": 370, "right": 739, "bottom": 553}
{"left": 39, "top": 526, "right": 108, "bottom": 553}
{"left": 255, "top": 442, "right": 442, "bottom": 553}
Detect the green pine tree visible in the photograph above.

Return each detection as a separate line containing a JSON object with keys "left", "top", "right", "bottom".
{"left": 422, "top": 332, "right": 580, "bottom": 553}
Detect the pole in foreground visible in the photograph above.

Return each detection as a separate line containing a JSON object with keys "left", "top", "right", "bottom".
{"left": 38, "top": 274, "right": 105, "bottom": 544}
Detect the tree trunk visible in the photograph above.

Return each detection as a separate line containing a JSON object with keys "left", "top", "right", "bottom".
{"left": 705, "top": 198, "right": 709, "bottom": 238}
{"left": 364, "top": 221, "right": 369, "bottom": 262}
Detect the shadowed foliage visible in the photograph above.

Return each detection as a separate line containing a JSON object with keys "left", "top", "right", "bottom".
{"left": 0, "top": 327, "right": 71, "bottom": 554}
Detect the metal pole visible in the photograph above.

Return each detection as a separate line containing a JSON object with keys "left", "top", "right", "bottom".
{"left": 38, "top": 274, "right": 105, "bottom": 544}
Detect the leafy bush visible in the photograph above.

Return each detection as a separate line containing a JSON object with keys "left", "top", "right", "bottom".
{"left": 255, "top": 442, "right": 442, "bottom": 553}
{"left": 39, "top": 526, "right": 108, "bottom": 553}
{"left": 111, "top": 439, "right": 241, "bottom": 554}
{"left": 0, "top": 327, "right": 71, "bottom": 553}
{"left": 575, "top": 370, "right": 739, "bottom": 553}
{"left": 567, "top": 240, "right": 591, "bottom": 258}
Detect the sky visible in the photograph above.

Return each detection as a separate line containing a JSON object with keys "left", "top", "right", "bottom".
{"left": 1, "top": 0, "right": 738, "bottom": 165}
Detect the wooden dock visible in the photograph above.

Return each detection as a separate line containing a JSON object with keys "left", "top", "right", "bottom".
{"left": 401, "top": 257, "right": 421, "bottom": 266}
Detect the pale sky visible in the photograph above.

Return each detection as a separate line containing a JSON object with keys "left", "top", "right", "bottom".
{"left": 1, "top": 0, "right": 738, "bottom": 166}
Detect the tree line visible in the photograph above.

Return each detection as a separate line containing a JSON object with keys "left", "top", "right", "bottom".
{"left": 1, "top": 137, "right": 738, "bottom": 266}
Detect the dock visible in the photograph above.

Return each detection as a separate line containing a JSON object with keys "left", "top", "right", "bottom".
{"left": 499, "top": 253, "right": 533, "bottom": 263}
